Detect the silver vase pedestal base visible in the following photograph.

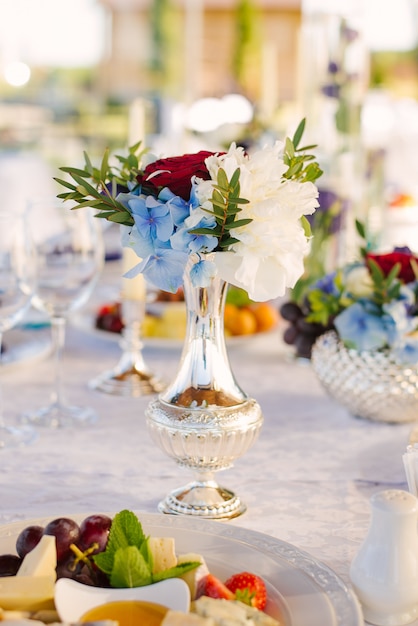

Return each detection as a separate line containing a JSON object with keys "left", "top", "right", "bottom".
{"left": 146, "top": 396, "right": 263, "bottom": 520}
{"left": 158, "top": 477, "right": 247, "bottom": 520}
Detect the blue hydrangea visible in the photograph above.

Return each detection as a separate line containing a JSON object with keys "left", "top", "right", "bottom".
{"left": 334, "top": 302, "right": 390, "bottom": 351}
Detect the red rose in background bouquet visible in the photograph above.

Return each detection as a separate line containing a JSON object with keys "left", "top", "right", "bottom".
{"left": 366, "top": 249, "right": 418, "bottom": 284}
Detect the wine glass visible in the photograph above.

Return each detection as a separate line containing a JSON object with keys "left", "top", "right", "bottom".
{"left": 0, "top": 211, "right": 38, "bottom": 447}
{"left": 23, "top": 198, "right": 104, "bottom": 428}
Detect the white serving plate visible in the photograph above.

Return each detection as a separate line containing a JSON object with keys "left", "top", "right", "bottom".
{"left": 0, "top": 512, "right": 363, "bottom": 626}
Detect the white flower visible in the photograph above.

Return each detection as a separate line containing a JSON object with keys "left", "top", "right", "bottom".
{"left": 343, "top": 265, "right": 374, "bottom": 299}
{"left": 195, "top": 143, "right": 319, "bottom": 301}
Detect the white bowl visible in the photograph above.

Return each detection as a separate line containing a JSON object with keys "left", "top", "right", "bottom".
{"left": 54, "top": 577, "right": 190, "bottom": 623}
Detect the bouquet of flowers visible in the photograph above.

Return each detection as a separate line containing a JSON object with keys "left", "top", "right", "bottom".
{"left": 55, "top": 120, "right": 321, "bottom": 302}
{"left": 282, "top": 221, "right": 418, "bottom": 363}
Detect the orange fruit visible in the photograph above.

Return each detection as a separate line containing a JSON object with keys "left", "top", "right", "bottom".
{"left": 80, "top": 600, "right": 167, "bottom": 626}
{"left": 251, "top": 302, "right": 279, "bottom": 332}
{"left": 224, "top": 303, "right": 240, "bottom": 335}
{"left": 230, "top": 308, "right": 258, "bottom": 336}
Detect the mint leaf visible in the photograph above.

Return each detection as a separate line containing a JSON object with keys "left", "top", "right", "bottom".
{"left": 92, "top": 509, "right": 200, "bottom": 589}
{"left": 110, "top": 546, "right": 152, "bottom": 588}
{"left": 93, "top": 509, "right": 147, "bottom": 575}
{"left": 93, "top": 547, "right": 114, "bottom": 575}
{"left": 153, "top": 561, "right": 202, "bottom": 583}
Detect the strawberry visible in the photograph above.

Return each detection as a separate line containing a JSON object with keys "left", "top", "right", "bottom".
{"left": 224, "top": 571, "right": 267, "bottom": 610}
{"left": 195, "top": 573, "right": 235, "bottom": 601}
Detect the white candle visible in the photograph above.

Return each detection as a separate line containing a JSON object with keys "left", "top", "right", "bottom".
{"left": 122, "top": 247, "right": 146, "bottom": 301}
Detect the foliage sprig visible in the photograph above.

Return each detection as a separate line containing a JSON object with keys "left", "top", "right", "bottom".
{"left": 189, "top": 167, "right": 251, "bottom": 250}
{"left": 283, "top": 118, "right": 323, "bottom": 184}
{"left": 54, "top": 142, "right": 147, "bottom": 227}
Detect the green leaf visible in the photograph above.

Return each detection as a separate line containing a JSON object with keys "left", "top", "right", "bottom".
{"left": 189, "top": 227, "right": 218, "bottom": 236}
{"left": 59, "top": 166, "right": 92, "bottom": 178}
{"left": 70, "top": 173, "right": 102, "bottom": 197}
{"left": 110, "top": 546, "right": 152, "bottom": 588}
{"left": 367, "top": 258, "right": 384, "bottom": 284}
{"left": 219, "top": 236, "right": 239, "bottom": 247}
{"left": 292, "top": 118, "right": 306, "bottom": 149}
{"left": 229, "top": 168, "right": 241, "bottom": 189}
{"left": 355, "top": 219, "right": 366, "bottom": 240}
{"left": 108, "top": 212, "right": 133, "bottom": 224}
{"left": 100, "top": 148, "right": 110, "bottom": 182}
{"left": 106, "top": 510, "right": 145, "bottom": 556}
{"left": 301, "top": 215, "right": 312, "bottom": 238}
{"left": 83, "top": 152, "right": 93, "bottom": 174}
{"left": 227, "top": 197, "right": 249, "bottom": 205}
{"left": 153, "top": 561, "right": 201, "bottom": 583}
{"left": 217, "top": 168, "right": 229, "bottom": 190}
{"left": 386, "top": 262, "right": 400, "bottom": 283}
{"left": 226, "top": 218, "right": 252, "bottom": 229}
{"left": 286, "top": 162, "right": 303, "bottom": 178}
{"left": 285, "top": 137, "right": 295, "bottom": 159}
{"left": 53, "top": 177, "right": 78, "bottom": 192}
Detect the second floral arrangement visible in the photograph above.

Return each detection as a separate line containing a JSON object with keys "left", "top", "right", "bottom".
{"left": 282, "top": 221, "right": 418, "bottom": 363}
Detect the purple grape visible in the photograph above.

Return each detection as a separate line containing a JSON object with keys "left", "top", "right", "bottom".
{"left": 280, "top": 302, "right": 303, "bottom": 323}
{"left": 43, "top": 517, "right": 81, "bottom": 562}
{"left": 16, "top": 525, "right": 44, "bottom": 558}
{"left": 283, "top": 325, "right": 299, "bottom": 345}
{"left": 79, "top": 514, "right": 112, "bottom": 555}
{"left": 0, "top": 554, "right": 22, "bottom": 577}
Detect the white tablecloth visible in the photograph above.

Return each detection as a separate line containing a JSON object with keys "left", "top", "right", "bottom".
{"left": 0, "top": 260, "right": 412, "bottom": 599}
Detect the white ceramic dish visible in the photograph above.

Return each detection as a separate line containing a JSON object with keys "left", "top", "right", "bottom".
{"left": 0, "top": 512, "right": 362, "bottom": 626}
{"left": 55, "top": 577, "right": 190, "bottom": 623}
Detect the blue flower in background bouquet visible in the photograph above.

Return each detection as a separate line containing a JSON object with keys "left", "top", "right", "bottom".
{"left": 282, "top": 221, "right": 418, "bottom": 362}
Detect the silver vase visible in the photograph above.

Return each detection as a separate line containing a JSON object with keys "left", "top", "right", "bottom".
{"left": 146, "top": 254, "right": 263, "bottom": 519}
{"left": 312, "top": 331, "right": 418, "bottom": 423}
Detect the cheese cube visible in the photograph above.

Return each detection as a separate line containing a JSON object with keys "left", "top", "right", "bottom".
{"left": 17, "top": 535, "right": 56, "bottom": 580}
{"left": 148, "top": 536, "right": 177, "bottom": 574}
{"left": 177, "top": 553, "right": 209, "bottom": 599}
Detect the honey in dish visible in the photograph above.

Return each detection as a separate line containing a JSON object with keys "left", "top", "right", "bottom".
{"left": 80, "top": 600, "right": 168, "bottom": 626}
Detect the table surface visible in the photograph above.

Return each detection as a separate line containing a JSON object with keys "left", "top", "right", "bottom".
{"left": 0, "top": 257, "right": 414, "bottom": 623}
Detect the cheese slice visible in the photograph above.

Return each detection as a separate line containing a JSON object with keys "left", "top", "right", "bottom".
{"left": 0, "top": 575, "right": 55, "bottom": 611}
{"left": 162, "top": 609, "right": 215, "bottom": 625}
{"left": 148, "top": 536, "right": 177, "bottom": 574}
{"left": 177, "top": 553, "right": 209, "bottom": 600}
{"left": 16, "top": 535, "right": 56, "bottom": 579}
{"left": 193, "top": 598, "right": 281, "bottom": 626}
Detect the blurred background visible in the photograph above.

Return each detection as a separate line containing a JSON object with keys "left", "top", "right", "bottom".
{"left": 2, "top": 0, "right": 418, "bottom": 255}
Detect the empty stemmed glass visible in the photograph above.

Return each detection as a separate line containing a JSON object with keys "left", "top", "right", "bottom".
{"left": 0, "top": 211, "right": 38, "bottom": 447}
{"left": 23, "top": 198, "right": 104, "bottom": 428}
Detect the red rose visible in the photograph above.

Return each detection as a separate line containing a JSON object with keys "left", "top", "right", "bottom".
{"left": 366, "top": 250, "right": 418, "bottom": 283}
{"left": 137, "top": 151, "right": 217, "bottom": 201}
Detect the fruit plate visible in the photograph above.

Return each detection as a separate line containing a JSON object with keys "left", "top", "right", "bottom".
{"left": 0, "top": 512, "right": 363, "bottom": 626}
{"left": 71, "top": 308, "right": 278, "bottom": 350}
